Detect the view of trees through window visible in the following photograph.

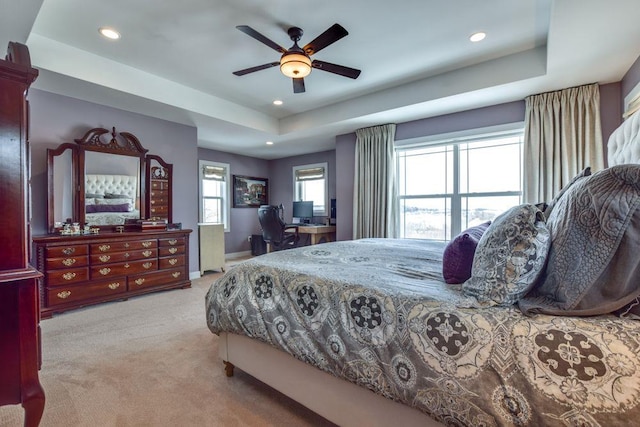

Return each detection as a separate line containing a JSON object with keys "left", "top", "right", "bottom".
{"left": 397, "top": 131, "right": 523, "bottom": 240}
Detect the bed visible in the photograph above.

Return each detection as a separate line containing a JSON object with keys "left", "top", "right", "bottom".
{"left": 205, "top": 113, "right": 640, "bottom": 426}
{"left": 84, "top": 174, "right": 140, "bottom": 225}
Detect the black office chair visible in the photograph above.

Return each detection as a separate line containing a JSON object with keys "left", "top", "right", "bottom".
{"left": 258, "top": 205, "right": 300, "bottom": 251}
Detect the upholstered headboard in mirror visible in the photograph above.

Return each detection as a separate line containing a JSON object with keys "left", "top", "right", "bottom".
{"left": 46, "top": 127, "right": 173, "bottom": 232}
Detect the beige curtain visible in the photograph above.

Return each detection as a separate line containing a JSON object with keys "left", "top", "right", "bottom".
{"left": 353, "top": 123, "right": 397, "bottom": 239}
{"left": 523, "top": 83, "right": 604, "bottom": 203}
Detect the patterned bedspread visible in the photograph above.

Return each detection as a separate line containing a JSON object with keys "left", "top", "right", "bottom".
{"left": 205, "top": 239, "right": 640, "bottom": 426}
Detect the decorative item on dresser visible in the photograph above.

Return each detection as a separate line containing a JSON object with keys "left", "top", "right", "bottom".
{"left": 32, "top": 230, "right": 191, "bottom": 318}
{"left": 0, "top": 42, "right": 45, "bottom": 426}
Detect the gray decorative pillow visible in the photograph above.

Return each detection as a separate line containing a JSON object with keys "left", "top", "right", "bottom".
{"left": 543, "top": 167, "right": 591, "bottom": 219}
{"left": 519, "top": 165, "right": 640, "bottom": 316}
{"left": 462, "top": 204, "right": 551, "bottom": 306}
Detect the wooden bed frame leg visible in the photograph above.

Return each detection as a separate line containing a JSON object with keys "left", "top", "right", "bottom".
{"left": 223, "top": 360, "right": 234, "bottom": 377}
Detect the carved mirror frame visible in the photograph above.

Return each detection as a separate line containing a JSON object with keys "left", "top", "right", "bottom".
{"left": 47, "top": 127, "right": 173, "bottom": 233}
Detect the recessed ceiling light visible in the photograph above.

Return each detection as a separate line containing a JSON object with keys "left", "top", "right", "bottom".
{"left": 99, "top": 27, "right": 121, "bottom": 40}
{"left": 469, "top": 32, "right": 486, "bottom": 43}
{"left": 266, "top": 141, "right": 274, "bottom": 145}
{"left": 273, "top": 100, "right": 283, "bottom": 106}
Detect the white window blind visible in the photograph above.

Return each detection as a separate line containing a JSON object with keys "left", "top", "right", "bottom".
{"left": 293, "top": 163, "right": 328, "bottom": 216}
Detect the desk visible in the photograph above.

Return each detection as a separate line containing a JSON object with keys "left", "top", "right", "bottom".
{"left": 297, "top": 225, "right": 336, "bottom": 245}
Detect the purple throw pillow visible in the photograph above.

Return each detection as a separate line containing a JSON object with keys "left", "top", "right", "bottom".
{"left": 86, "top": 203, "right": 129, "bottom": 213}
{"left": 442, "top": 221, "right": 491, "bottom": 284}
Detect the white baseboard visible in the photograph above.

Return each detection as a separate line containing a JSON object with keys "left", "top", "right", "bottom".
{"left": 189, "top": 271, "right": 201, "bottom": 280}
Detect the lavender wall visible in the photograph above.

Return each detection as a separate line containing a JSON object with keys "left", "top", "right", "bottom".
{"left": 622, "top": 54, "right": 640, "bottom": 100}
{"left": 268, "top": 150, "right": 336, "bottom": 223}
{"left": 197, "top": 148, "right": 269, "bottom": 254}
{"left": 599, "top": 82, "right": 622, "bottom": 165}
{"left": 28, "top": 89, "right": 200, "bottom": 274}
{"left": 335, "top": 133, "right": 356, "bottom": 241}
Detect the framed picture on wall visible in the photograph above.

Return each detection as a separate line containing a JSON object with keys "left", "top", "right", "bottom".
{"left": 233, "top": 175, "right": 269, "bottom": 208}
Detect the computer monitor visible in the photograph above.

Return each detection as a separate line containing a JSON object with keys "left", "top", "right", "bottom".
{"left": 292, "top": 201, "right": 313, "bottom": 223}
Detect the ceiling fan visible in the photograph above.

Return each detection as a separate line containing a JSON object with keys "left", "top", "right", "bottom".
{"left": 232, "top": 23, "right": 361, "bottom": 93}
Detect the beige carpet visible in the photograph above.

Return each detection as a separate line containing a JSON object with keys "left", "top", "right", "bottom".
{"left": 0, "top": 268, "right": 334, "bottom": 427}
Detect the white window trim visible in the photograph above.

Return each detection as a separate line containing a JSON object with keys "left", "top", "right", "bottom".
{"left": 395, "top": 127, "right": 524, "bottom": 240}
{"left": 293, "top": 162, "right": 329, "bottom": 217}
{"left": 199, "top": 160, "right": 230, "bottom": 232}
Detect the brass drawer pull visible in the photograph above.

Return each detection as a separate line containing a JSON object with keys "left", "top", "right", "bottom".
{"left": 98, "top": 244, "right": 111, "bottom": 252}
{"left": 168, "top": 258, "right": 178, "bottom": 266}
{"left": 99, "top": 255, "right": 111, "bottom": 262}
{"left": 61, "top": 258, "right": 76, "bottom": 266}
{"left": 124, "top": 263, "right": 130, "bottom": 269}
{"left": 143, "top": 262, "right": 153, "bottom": 269}
{"left": 142, "top": 241, "right": 153, "bottom": 248}
{"left": 124, "top": 252, "right": 130, "bottom": 258}
{"left": 62, "top": 247, "right": 76, "bottom": 255}
{"left": 171, "top": 272, "right": 181, "bottom": 278}
{"left": 142, "top": 250, "right": 152, "bottom": 257}
{"left": 169, "top": 248, "right": 178, "bottom": 254}
{"left": 62, "top": 272, "right": 76, "bottom": 281}
{"left": 99, "top": 267, "right": 111, "bottom": 276}
{"left": 124, "top": 243, "right": 130, "bottom": 248}
{"left": 57, "top": 290, "right": 71, "bottom": 299}
{"left": 108, "top": 283, "right": 120, "bottom": 290}
{"left": 168, "top": 239, "right": 178, "bottom": 245}
{"left": 134, "top": 278, "right": 145, "bottom": 286}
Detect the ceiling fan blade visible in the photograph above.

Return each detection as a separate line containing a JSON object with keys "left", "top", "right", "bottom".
{"left": 293, "top": 78, "right": 305, "bottom": 93}
{"left": 303, "top": 23, "right": 348, "bottom": 56}
{"left": 233, "top": 62, "right": 279, "bottom": 76}
{"left": 236, "top": 25, "right": 287, "bottom": 53}
{"left": 312, "top": 60, "right": 361, "bottom": 79}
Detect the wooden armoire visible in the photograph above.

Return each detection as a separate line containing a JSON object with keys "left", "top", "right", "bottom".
{"left": 0, "top": 42, "right": 45, "bottom": 426}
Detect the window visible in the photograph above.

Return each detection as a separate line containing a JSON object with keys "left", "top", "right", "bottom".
{"left": 293, "top": 162, "right": 328, "bottom": 216}
{"left": 199, "top": 160, "right": 230, "bottom": 231}
{"left": 396, "top": 129, "right": 523, "bottom": 241}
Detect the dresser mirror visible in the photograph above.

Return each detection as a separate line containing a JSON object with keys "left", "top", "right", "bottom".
{"left": 46, "top": 127, "right": 173, "bottom": 233}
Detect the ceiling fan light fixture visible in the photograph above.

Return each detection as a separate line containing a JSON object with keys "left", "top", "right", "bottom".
{"left": 280, "top": 53, "right": 312, "bottom": 78}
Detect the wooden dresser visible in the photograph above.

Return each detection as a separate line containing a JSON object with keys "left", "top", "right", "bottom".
{"left": 32, "top": 230, "right": 191, "bottom": 318}
{"left": 0, "top": 42, "right": 45, "bottom": 426}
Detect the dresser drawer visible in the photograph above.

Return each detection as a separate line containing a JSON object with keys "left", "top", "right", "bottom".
{"left": 159, "top": 237, "right": 185, "bottom": 247}
{"left": 150, "top": 181, "right": 168, "bottom": 190}
{"left": 46, "top": 278, "right": 127, "bottom": 307}
{"left": 158, "top": 245, "right": 184, "bottom": 257}
{"left": 158, "top": 254, "right": 185, "bottom": 269}
{"left": 45, "top": 255, "right": 89, "bottom": 270}
{"left": 46, "top": 245, "right": 88, "bottom": 258}
{"left": 90, "top": 239, "right": 157, "bottom": 253}
{"left": 90, "top": 248, "right": 157, "bottom": 264}
{"left": 47, "top": 267, "right": 90, "bottom": 286}
{"left": 91, "top": 259, "right": 158, "bottom": 279}
{"left": 129, "top": 268, "right": 186, "bottom": 291}
{"left": 149, "top": 205, "right": 169, "bottom": 215}
{"left": 149, "top": 197, "right": 168, "bottom": 206}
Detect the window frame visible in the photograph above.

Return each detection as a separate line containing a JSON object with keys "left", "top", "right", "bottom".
{"left": 396, "top": 125, "right": 524, "bottom": 240}
{"left": 292, "top": 162, "right": 329, "bottom": 217}
{"left": 199, "top": 160, "right": 230, "bottom": 232}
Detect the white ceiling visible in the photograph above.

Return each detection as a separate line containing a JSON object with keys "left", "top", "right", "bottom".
{"left": 2, "top": 0, "right": 640, "bottom": 159}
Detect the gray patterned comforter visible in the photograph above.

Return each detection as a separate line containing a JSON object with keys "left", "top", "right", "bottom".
{"left": 205, "top": 239, "right": 640, "bottom": 426}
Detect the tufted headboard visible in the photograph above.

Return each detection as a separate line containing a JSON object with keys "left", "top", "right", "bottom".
{"left": 608, "top": 111, "right": 640, "bottom": 166}
{"left": 85, "top": 174, "right": 137, "bottom": 199}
